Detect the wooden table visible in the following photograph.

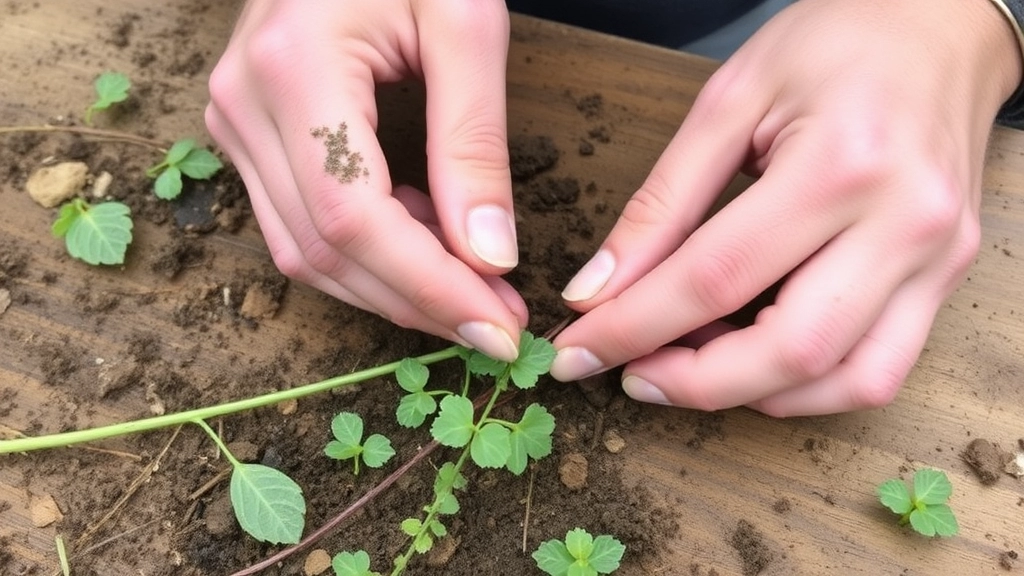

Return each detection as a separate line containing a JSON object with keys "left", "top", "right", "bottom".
{"left": 1, "top": 2, "right": 1023, "bottom": 574}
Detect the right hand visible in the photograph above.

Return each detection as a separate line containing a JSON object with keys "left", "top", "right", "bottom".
{"left": 205, "top": 0, "right": 526, "bottom": 360}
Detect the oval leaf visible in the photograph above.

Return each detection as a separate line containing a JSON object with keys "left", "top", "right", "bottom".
{"left": 154, "top": 165, "right": 183, "bottom": 200}
{"left": 65, "top": 201, "right": 133, "bottom": 265}
{"left": 430, "top": 395, "right": 475, "bottom": 448}
{"left": 396, "top": 358, "right": 429, "bottom": 392}
{"left": 230, "top": 463, "right": 306, "bottom": 544}
{"left": 178, "top": 147, "right": 224, "bottom": 179}
{"left": 360, "top": 434, "right": 395, "bottom": 468}
{"left": 470, "top": 422, "right": 511, "bottom": 469}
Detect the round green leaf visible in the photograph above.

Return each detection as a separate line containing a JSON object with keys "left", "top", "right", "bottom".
{"left": 877, "top": 479, "right": 913, "bottom": 515}
{"left": 533, "top": 539, "right": 574, "bottom": 576}
{"left": 93, "top": 72, "right": 131, "bottom": 106}
{"left": 229, "top": 463, "right": 306, "bottom": 544}
{"left": 588, "top": 535, "right": 626, "bottom": 573}
{"left": 332, "top": 550, "right": 378, "bottom": 576}
{"left": 430, "top": 395, "right": 475, "bottom": 447}
{"left": 510, "top": 332, "right": 556, "bottom": 389}
{"left": 154, "top": 165, "right": 183, "bottom": 200}
{"left": 396, "top": 358, "right": 429, "bottom": 392}
{"left": 470, "top": 422, "right": 511, "bottom": 469}
{"left": 396, "top": 392, "right": 436, "bottom": 428}
{"left": 165, "top": 138, "right": 197, "bottom": 165}
{"left": 400, "top": 518, "right": 423, "bottom": 537}
{"left": 360, "top": 434, "right": 395, "bottom": 468}
{"left": 331, "top": 412, "right": 364, "bottom": 446}
{"left": 65, "top": 201, "right": 133, "bottom": 265}
{"left": 178, "top": 147, "right": 224, "bottom": 179}
{"left": 913, "top": 469, "right": 952, "bottom": 506}
{"left": 324, "top": 440, "right": 362, "bottom": 462}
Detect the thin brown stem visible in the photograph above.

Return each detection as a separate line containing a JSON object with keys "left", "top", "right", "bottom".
{"left": 0, "top": 125, "right": 168, "bottom": 152}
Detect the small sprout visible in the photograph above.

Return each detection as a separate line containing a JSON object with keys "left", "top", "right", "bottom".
{"left": 878, "top": 468, "right": 959, "bottom": 537}
{"left": 332, "top": 550, "right": 380, "bottom": 576}
{"left": 52, "top": 198, "right": 133, "bottom": 265}
{"left": 85, "top": 71, "right": 130, "bottom": 125}
{"left": 325, "top": 412, "right": 395, "bottom": 475}
{"left": 146, "top": 138, "right": 223, "bottom": 200}
{"left": 533, "top": 528, "right": 626, "bottom": 576}
{"left": 395, "top": 358, "right": 439, "bottom": 428}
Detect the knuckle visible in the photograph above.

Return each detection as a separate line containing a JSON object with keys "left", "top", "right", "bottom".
{"left": 902, "top": 175, "right": 965, "bottom": 246}
{"left": 310, "top": 197, "right": 374, "bottom": 254}
{"left": 683, "top": 244, "right": 755, "bottom": 315}
{"left": 618, "top": 173, "right": 676, "bottom": 233}
{"left": 435, "top": 0, "right": 510, "bottom": 41}
{"left": 438, "top": 116, "right": 509, "bottom": 177}
{"left": 244, "top": 25, "right": 304, "bottom": 85}
{"left": 267, "top": 242, "right": 308, "bottom": 282}
{"left": 774, "top": 323, "right": 845, "bottom": 382}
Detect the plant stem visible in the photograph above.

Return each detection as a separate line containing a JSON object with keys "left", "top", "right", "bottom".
{"left": 192, "top": 419, "right": 241, "bottom": 468}
{"left": 0, "top": 125, "right": 168, "bottom": 151}
{"left": 0, "top": 346, "right": 463, "bottom": 455}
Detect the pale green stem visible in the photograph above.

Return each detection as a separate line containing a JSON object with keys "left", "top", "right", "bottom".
{"left": 192, "top": 418, "right": 242, "bottom": 468}
{"left": 0, "top": 346, "right": 462, "bottom": 454}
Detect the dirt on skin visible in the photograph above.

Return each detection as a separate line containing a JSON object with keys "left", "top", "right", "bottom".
{"left": 0, "top": 4, "right": 685, "bottom": 574}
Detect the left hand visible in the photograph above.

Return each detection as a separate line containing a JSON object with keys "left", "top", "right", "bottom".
{"left": 548, "top": 0, "right": 1023, "bottom": 416}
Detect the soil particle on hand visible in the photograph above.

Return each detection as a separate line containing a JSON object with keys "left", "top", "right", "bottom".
{"left": 509, "top": 134, "right": 559, "bottom": 181}
{"left": 25, "top": 161, "right": 89, "bottom": 207}
{"left": 962, "top": 438, "right": 1011, "bottom": 485}
{"left": 730, "top": 520, "right": 773, "bottom": 576}
{"left": 559, "top": 452, "right": 589, "bottom": 490}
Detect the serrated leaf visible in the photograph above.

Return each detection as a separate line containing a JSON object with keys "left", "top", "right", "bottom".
{"left": 93, "top": 72, "right": 131, "bottom": 107}
{"left": 507, "top": 403, "right": 556, "bottom": 475}
{"left": 400, "top": 518, "right": 423, "bottom": 537}
{"left": 436, "top": 491, "right": 460, "bottom": 515}
{"left": 912, "top": 503, "right": 959, "bottom": 537}
{"left": 154, "top": 165, "right": 183, "bottom": 200}
{"left": 64, "top": 201, "right": 133, "bottom": 265}
{"left": 467, "top": 349, "right": 507, "bottom": 377}
{"left": 165, "top": 138, "right": 196, "bottom": 165}
{"left": 913, "top": 469, "right": 953, "bottom": 506}
{"left": 52, "top": 199, "right": 84, "bottom": 238}
{"left": 429, "top": 519, "right": 447, "bottom": 538}
{"left": 877, "top": 479, "right": 913, "bottom": 515}
{"left": 533, "top": 539, "right": 575, "bottom": 576}
{"left": 177, "top": 147, "right": 223, "bottom": 179}
{"left": 332, "top": 550, "right": 379, "bottom": 576}
{"left": 396, "top": 392, "right": 436, "bottom": 428}
{"left": 433, "top": 462, "right": 467, "bottom": 494}
{"left": 360, "top": 434, "right": 395, "bottom": 468}
{"left": 413, "top": 532, "right": 433, "bottom": 554}
{"left": 565, "top": 528, "right": 594, "bottom": 561}
{"left": 229, "top": 463, "right": 305, "bottom": 544}
{"left": 510, "top": 332, "right": 556, "bottom": 389}
{"left": 588, "top": 535, "right": 626, "bottom": 573}
{"left": 330, "top": 412, "right": 364, "bottom": 446}
{"left": 470, "top": 422, "right": 511, "bottom": 468}
{"left": 396, "top": 358, "right": 429, "bottom": 392}
{"left": 430, "top": 395, "right": 475, "bottom": 447}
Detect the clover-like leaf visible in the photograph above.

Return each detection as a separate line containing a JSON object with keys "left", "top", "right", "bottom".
{"left": 332, "top": 550, "right": 380, "bottom": 576}
{"left": 507, "top": 403, "right": 556, "bottom": 475}
{"left": 360, "top": 434, "right": 395, "bottom": 468}
{"left": 877, "top": 479, "right": 913, "bottom": 515}
{"left": 330, "top": 412, "right": 364, "bottom": 448}
{"left": 913, "top": 468, "right": 952, "bottom": 506}
{"left": 430, "top": 395, "right": 475, "bottom": 448}
{"left": 396, "top": 358, "right": 429, "bottom": 392}
{"left": 230, "top": 463, "right": 306, "bottom": 544}
{"left": 154, "top": 165, "right": 183, "bottom": 200}
{"left": 396, "top": 392, "right": 436, "bottom": 428}
{"left": 178, "top": 147, "right": 223, "bottom": 180}
{"left": 510, "top": 332, "right": 556, "bottom": 389}
{"left": 54, "top": 199, "right": 134, "bottom": 266}
{"left": 470, "top": 422, "right": 511, "bottom": 469}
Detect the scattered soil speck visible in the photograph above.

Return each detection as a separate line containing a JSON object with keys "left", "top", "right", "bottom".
{"left": 962, "top": 438, "right": 1010, "bottom": 485}
{"left": 730, "top": 520, "right": 773, "bottom": 576}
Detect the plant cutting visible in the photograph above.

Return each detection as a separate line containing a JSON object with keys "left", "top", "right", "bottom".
{"left": 877, "top": 468, "right": 959, "bottom": 537}
{"left": 533, "top": 528, "right": 626, "bottom": 576}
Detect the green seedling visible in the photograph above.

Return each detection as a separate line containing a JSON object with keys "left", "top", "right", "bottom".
{"left": 146, "top": 138, "right": 223, "bottom": 200}
{"left": 877, "top": 468, "right": 959, "bottom": 537}
{"left": 84, "top": 71, "right": 130, "bottom": 125}
{"left": 325, "top": 412, "right": 396, "bottom": 475}
{"left": 533, "top": 528, "right": 626, "bottom": 576}
{"left": 52, "top": 197, "right": 133, "bottom": 265}
{"left": 194, "top": 419, "right": 306, "bottom": 545}
{"left": 332, "top": 550, "right": 381, "bottom": 576}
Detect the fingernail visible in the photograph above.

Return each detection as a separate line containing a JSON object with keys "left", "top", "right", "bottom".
{"left": 467, "top": 205, "right": 518, "bottom": 268}
{"left": 561, "top": 249, "right": 615, "bottom": 302}
{"left": 622, "top": 375, "right": 671, "bottom": 405}
{"left": 457, "top": 321, "right": 519, "bottom": 362}
{"left": 550, "top": 347, "right": 605, "bottom": 381}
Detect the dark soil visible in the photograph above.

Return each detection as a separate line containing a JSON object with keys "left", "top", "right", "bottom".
{"left": 961, "top": 438, "right": 1010, "bottom": 485}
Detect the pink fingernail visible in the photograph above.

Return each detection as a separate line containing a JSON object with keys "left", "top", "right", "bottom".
{"left": 467, "top": 205, "right": 518, "bottom": 268}
{"left": 457, "top": 321, "right": 519, "bottom": 362}
{"left": 622, "top": 375, "right": 671, "bottom": 405}
{"left": 550, "top": 347, "right": 605, "bottom": 381}
{"left": 561, "top": 250, "right": 615, "bottom": 302}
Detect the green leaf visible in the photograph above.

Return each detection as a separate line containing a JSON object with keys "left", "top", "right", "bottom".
{"left": 565, "top": 528, "right": 595, "bottom": 561}
{"left": 430, "top": 395, "right": 475, "bottom": 447}
{"left": 567, "top": 565, "right": 597, "bottom": 576}
{"left": 229, "top": 463, "right": 305, "bottom": 544}
{"left": 400, "top": 518, "right": 423, "bottom": 537}
{"left": 396, "top": 358, "right": 429, "bottom": 392}
{"left": 154, "top": 165, "right": 183, "bottom": 200}
{"left": 324, "top": 440, "right": 362, "bottom": 461}
{"left": 86, "top": 72, "right": 130, "bottom": 124}
{"left": 413, "top": 531, "right": 433, "bottom": 554}
{"left": 396, "top": 392, "right": 436, "bottom": 428}
{"left": 877, "top": 479, "right": 913, "bottom": 515}
{"left": 467, "top": 349, "right": 507, "bottom": 377}
{"left": 330, "top": 412, "right": 364, "bottom": 447}
{"left": 510, "top": 332, "right": 556, "bottom": 389}
{"left": 332, "top": 550, "right": 379, "bottom": 576}
{"left": 62, "top": 200, "right": 134, "bottom": 266}
{"left": 429, "top": 519, "right": 447, "bottom": 538}
{"left": 360, "top": 434, "right": 395, "bottom": 468}
{"left": 910, "top": 503, "right": 959, "bottom": 537}
{"left": 507, "top": 403, "right": 556, "bottom": 474}
{"left": 913, "top": 469, "right": 953, "bottom": 506}
{"left": 588, "top": 535, "right": 626, "bottom": 573}
{"left": 52, "top": 199, "right": 84, "bottom": 238}
{"left": 165, "top": 138, "right": 196, "bottom": 165}
{"left": 436, "top": 491, "right": 460, "bottom": 515}
{"left": 178, "top": 147, "right": 223, "bottom": 179}
{"left": 533, "top": 539, "right": 575, "bottom": 576}
{"left": 433, "top": 462, "right": 467, "bottom": 494}
{"left": 470, "top": 422, "right": 511, "bottom": 468}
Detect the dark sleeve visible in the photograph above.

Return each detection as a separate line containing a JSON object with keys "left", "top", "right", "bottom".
{"left": 995, "top": 0, "right": 1024, "bottom": 128}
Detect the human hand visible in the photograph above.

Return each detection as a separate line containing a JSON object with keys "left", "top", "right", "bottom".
{"left": 205, "top": 0, "right": 525, "bottom": 360}
{"left": 549, "top": 0, "right": 1023, "bottom": 415}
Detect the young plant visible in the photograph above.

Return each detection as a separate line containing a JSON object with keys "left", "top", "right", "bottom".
{"left": 332, "top": 550, "right": 381, "bottom": 576}
{"left": 533, "top": 528, "right": 626, "bottom": 576}
{"left": 52, "top": 197, "right": 133, "bottom": 265}
{"left": 84, "top": 71, "right": 130, "bottom": 125}
{"left": 877, "top": 468, "right": 959, "bottom": 537}
{"left": 146, "top": 138, "right": 224, "bottom": 200}
{"left": 325, "top": 412, "right": 396, "bottom": 475}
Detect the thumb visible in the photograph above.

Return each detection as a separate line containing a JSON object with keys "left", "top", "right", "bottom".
{"left": 415, "top": 1, "right": 518, "bottom": 275}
